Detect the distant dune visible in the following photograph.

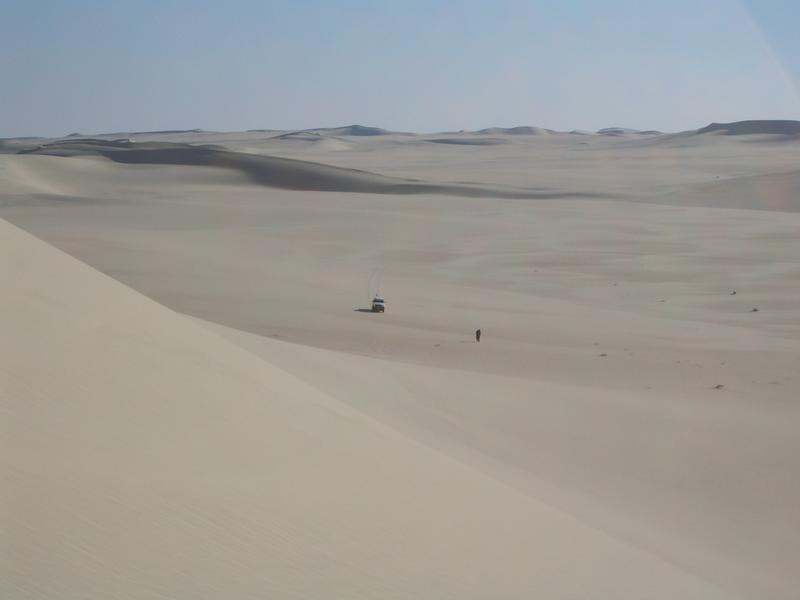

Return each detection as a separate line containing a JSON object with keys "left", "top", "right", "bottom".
{"left": 301, "top": 124, "right": 393, "bottom": 136}
{"left": 60, "top": 129, "right": 205, "bottom": 139}
{"left": 697, "top": 120, "right": 800, "bottom": 136}
{"left": 268, "top": 131, "right": 353, "bottom": 152}
{"left": 272, "top": 131, "right": 327, "bottom": 141}
{"left": 597, "top": 127, "right": 637, "bottom": 135}
{"left": 596, "top": 127, "right": 662, "bottom": 136}
{"left": 425, "top": 137, "right": 508, "bottom": 146}
{"left": 11, "top": 121, "right": 800, "bottom": 143}
{"left": 18, "top": 140, "right": 601, "bottom": 199}
{"left": 475, "top": 126, "right": 553, "bottom": 135}
{"left": 128, "top": 128, "right": 205, "bottom": 135}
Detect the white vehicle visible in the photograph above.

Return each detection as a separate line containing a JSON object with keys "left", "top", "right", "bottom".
{"left": 371, "top": 296, "right": 385, "bottom": 313}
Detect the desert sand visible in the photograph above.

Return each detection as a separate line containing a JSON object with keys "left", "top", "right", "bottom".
{"left": 2, "top": 121, "right": 800, "bottom": 599}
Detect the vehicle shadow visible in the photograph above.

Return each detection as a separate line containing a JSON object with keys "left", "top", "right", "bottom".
{"left": 353, "top": 308, "right": 378, "bottom": 313}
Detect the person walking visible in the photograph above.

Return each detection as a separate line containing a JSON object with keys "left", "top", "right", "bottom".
{"left": 475, "top": 328, "right": 481, "bottom": 343}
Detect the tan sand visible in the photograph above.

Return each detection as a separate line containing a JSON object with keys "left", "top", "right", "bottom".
{"left": 2, "top": 125, "right": 800, "bottom": 599}
{"left": 1, "top": 218, "right": 734, "bottom": 599}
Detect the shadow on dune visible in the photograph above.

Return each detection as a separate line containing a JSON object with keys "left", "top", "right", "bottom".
{"left": 697, "top": 120, "right": 800, "bottom": 136}
{"left": 19, "top": 140, "right": 609, "bottom": 200}
{"left": 425, "top": 138, "right": 508, "bottom": 146}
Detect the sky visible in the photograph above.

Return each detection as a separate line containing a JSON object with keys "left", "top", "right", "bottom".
{"left": 1, "top": 0, "right": 799, "bottom": 137}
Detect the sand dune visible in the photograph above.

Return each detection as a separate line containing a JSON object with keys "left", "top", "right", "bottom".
{"left": 18, "top": 140, "right": 602, "bottom": 199}
{"left": 596, "top": 127, "right": 661, "bottom": 135}
{"left": 0, "top": 153, "right": 251, "bottom": 199}
{"left": 301, "top": 124, "right": 393, "bottom": 136}
{"left": 201, "top": 318, "right": 800, "bottom": 600}
{"left": 272, "top": 131, "right": 329, "bottom": 141}
{"left": 425, "top": 137, "right": 508, "bottom": 145}
{"left": 4, "top": 124, "right": 800, "bottom": 599}
{"left": 0, "top": 218, "right": 736, "bottom": 599}
{"left": 648, "top": 169, "right": 800, "bottom": 212}
{"left": 475, "top": 126, "right": 553, "bottom": 135}
{"left": 270, "top": 131, "right": 353, "bottom": 151}
{"left": 697, "top": 120, "right": 800, "bottom": 136}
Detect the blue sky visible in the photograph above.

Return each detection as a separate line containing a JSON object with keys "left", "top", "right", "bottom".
{"left": 1, "top": 0, "right": 798, "bottom": 137}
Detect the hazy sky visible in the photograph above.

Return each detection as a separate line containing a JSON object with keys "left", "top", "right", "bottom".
{"left": 2, "top": 0, "right": 799, "bottom": 137}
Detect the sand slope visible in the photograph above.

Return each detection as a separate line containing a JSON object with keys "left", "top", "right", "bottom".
{"left": 300, "top": 124, "right": 394, "bottom": 136}
{"left": 697, "top": 120, "right": 800, "bottom": 136}
{"left": 3, "top": 125, "right": 800, "bottom": 599}
{"left": 200, "top": 319, "right": 800, "bottom": 600}
{"left": 648, "top": 169, "right": 800, "bottom": 212}
{"left": 475, "top": 126, "right": 553, "bottom": 135}
{"left": 18, "top": 140, "right": 601, "bottom": 199}
{"left": 1, "top": 218, "right": 736, "bottom": 599}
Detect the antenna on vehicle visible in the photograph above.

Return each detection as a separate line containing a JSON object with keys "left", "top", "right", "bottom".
{"left": 368, "top": 266, "right": 384, "bottom": 300}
